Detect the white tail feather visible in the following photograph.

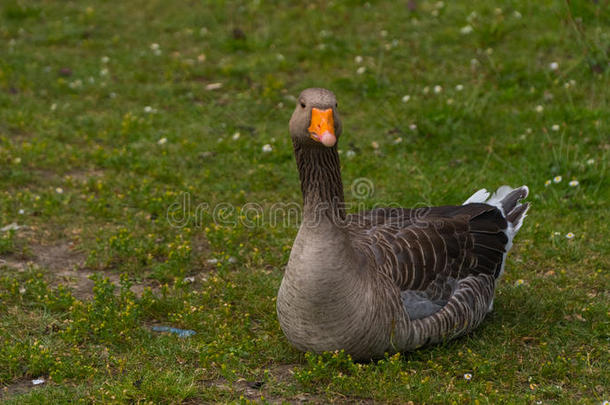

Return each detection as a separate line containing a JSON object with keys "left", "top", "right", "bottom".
{"left": 463, "top": 188, "right": 489, "bottom": 205}
{"left": 465, "top": 185, "right": 530, "bottom": 285}
{"left": 510, "top": 203, "right": 530, "bottom": 235}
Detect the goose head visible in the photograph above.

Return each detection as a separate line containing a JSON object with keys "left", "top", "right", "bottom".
{"left": 289, "top": 88, "right": 343, "bottom": 148}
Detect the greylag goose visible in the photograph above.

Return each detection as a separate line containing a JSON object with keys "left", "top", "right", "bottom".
{"left": 276, "top": 88, "right": 530, "bottom": 361}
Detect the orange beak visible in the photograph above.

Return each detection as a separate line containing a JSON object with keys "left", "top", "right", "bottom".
{"left": 308, "top": 108, "right": 336, "bottom": 147}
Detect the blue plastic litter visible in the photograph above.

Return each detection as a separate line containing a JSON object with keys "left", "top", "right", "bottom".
{"left": 151, "top": 326, "right": 196, "bottom": 338}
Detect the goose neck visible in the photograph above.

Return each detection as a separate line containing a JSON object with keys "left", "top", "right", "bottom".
{"left": 294, "top": 143, "right": 345, "bottom": 223}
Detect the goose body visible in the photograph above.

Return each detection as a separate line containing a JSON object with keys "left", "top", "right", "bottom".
{"left": 276, "top": 88, "right": 530, "bottom": 361}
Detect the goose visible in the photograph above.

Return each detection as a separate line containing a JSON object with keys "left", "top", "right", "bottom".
{"left": 276, "top": 88, "right": 530, "bottom": 361}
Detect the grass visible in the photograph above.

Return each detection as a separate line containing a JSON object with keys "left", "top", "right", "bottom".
{"left": 0, "top": 0, "right": 608, "bottom": 403}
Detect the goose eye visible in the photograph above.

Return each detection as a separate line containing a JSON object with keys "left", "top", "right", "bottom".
{"left": 300, "top": 101, "right": 306, "bottom": 108}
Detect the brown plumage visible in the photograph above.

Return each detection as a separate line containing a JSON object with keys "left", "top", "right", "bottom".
{"left": 276, "top": 88, "right": 530, "bottom": 360}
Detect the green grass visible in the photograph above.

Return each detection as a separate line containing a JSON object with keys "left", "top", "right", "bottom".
{"left": 1, "top": 0, "right": 608, "bottom": 403}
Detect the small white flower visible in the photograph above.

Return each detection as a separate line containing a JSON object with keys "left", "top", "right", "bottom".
{"left": 460, "top": 25, "right": 473, "bottom": 35}
{"left": 232, "top": 132, "right": 240, "bottom": 140}
{"left": 535, "top": 105, "right": 544, "bottom": 113}
{"left": 551, "top": 124, "right": 560, "bottom": 131}
{"left": 553, "top": 231, "right": 560, "bottom": 236}
{"left": 569, "top": 79, "right": 576, "bottom": 86}
{"left": 422, "top": 86, "right": 429, "bottom": 94}
{"left": 371, "top": 141, "right": 379, "bottom": 149}
{"left": 569, "top": 180, "right": 579, "bottom": 187}
{"left": 357, "top": 66, "right": 366, "bottom": 75}
{"left": 100, "top": 68, "right": 109, "bottom": 76}
{"left": 144, "top": 106, "right": 154, "bottom": 113}
{"left": 586, "top": 158, "right": 595, "bottom": 165}
{"left": 435, "top": 1, "right": 445, "bottom": 9}
{"left": 197, "top": 53, "right": 206, "bottom": 62}
{"left": 463, "top": 373, "right": 472, "bottom": 380}
{"left": 544, "top": 180, "right": 551, "bottom": 187}
{"left": 19, "top": 287, "right": 26, "bottom": 294}
{"left": 55, "top": 187, "right": 64, "bottom": 194}
{"left": 409, "top": 124, "right": 417, "bottom": 131}
{"left": 18, "top": 209, "right": 25, "bottom": 215}
{"left": 513, "top": 10, "right": 522, "bottom": 19}
{"left": 276, "top": 53, "right": 285, "bottom": 61}
{"left": 446, "top": 98, "right": 454, "bottom": 105}
{"left": 109, "top": 92, "right": 117, "bottom": 98}
{"left": 549, "top": 62, "right": 559, "bottom": 71}
{"left": 393, "top": 137, "right": 403, "bottom": 144}
{"left": 380, "top": 30, "right": 388, "bottom": 37}
{"left": 157, "top": 137, "right": 167, "bottom": 145}
{"left": 455, "top": 84, "right": 464, "bottom": 91}
{"left": 206, "top": 258, "right": 218, "bottom": 264}
{"left": 13, "top": 157, "right": 21, "bottom": 164}
{"left": 68, "top": 79, "right": 82, "bottom": 89}
{"left": 354, "top": 55, "right": 363, "bottom": 64}
{"left": 434, "top": 85, "right": 442, "bottom": 94}
{"left": 402, "top": 95, "right": 411, "bottom": 103}
{"left": 553, "top": 176, "right": 562, "bottom": 183}
{"left": 515, "top": 279, "right": 525, "bottom": 286}
{"left": 228, "top": 256, "right": 237, "bottom": 263}
{"left": 150, "top": 43, "right": 160, "bottom": 51}
{"left": 601, "top": 400, "right": 609, "bottom": 405}
{"left": 262, "top": 144, "right": 273, "bottom": 153}
{"left": 101, "top": 56, "right": 110, "bottom": 64}
{"left": 565, "top": 232, "right": 575, "bottom": 239}
{"left": 486, "top": 48, "right": 494, "bottom": 55}
{"left": 346, "top": 150, "right": 356, "bottom": 158}
{"left": 51, "top": 103, "right": 57, "bottom": 111}
{"left": 205, "top": 82, "right": 223, "bottom": 91}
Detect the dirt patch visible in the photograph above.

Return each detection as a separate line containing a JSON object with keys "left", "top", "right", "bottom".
{"left": 0, "top": 378, "right": 45, "bottom": 400}
{"left": 0, "top": 257, "right": 30, "bottom": 272}
{"left": 64, "top": 169, "right": 105, "bottom": 184}
{"left": 199, "top": 364, "right": 367, "bottom": 404}
{"left": 32, "top": 241, "right": 85, "bottom": 272}
{"left": 53, "top": 268, "right": 154, "bottom": 300}
{"left": 0, "top": 238, "right": 83, "bottom": 274}
{"left": 203, "top": 377, "right": 311, "bottom": 404}
{"left": 269, "top": 364, "right": 297, "bottom": 383}
{"left": 1, "top": 242, "right": 155, "bottom": 300}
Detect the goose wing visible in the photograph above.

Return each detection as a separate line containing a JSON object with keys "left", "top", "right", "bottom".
{"left": 352, "top": 203, "right": 508, "bottom": 318}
